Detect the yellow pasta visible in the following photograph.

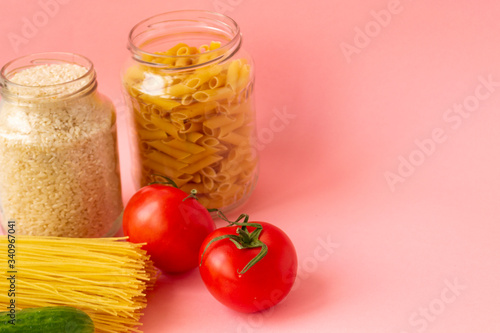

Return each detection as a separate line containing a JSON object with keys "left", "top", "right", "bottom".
{"left": 145, "top": 150, "right": 188, "bottom": 170}
{"left": 137, "top": 129, "right": 168, "bottom": 140}
{"left": 166, "top": 83, "right": 196, "bottom": 96}
{"left": 0, "top": 236, "right": 157, "bottom": 333}
{"left": 142, "top": 159, "right": 184, "bottom": 179}
{"left": 167, "top": 43, "right": 190, "bottom": 55}
{"left": 179, "top": 122, "right": 203, "bottom": 134}
{"left": 123, "top": 41, "right": 258, "bottom": 211}
{"left": 219, "top": 131, "right": 247, "bottom": 146}
{"left": 200, "top": 166, "right": 217, "bottom": 178}
{"left": 187, "top": 131, "right": 204, "bottom": 143}
{"left": 176, "top": 45, "right": 198, "bottom": 56}
{"left": 165, "top": 139, "right": 205, "bottom": 154}
{"left": 226, "top": 59, "right": 243, "bottom": 91}
{"left": 175, "top": 173, "right": 194, "bottom": 187}
{"left": 193, "top": 87, "right": 234, "bottom": 102}
{"left": 202, "top": 175, "right": 215, "bottom": 191}
{"left": 209, "top": 73, "right": 227, "bottom": 89}
{"left": 181, "top": 146, "right": 219, "bottom": 164}
{"left": 219, "top": 112, "right": 246, "bottom": 137}
{"left": 124, "top": 64, "right": 146, "bottom": 83}
{"left": 179, "top": 101, "right": 218, "bottom": 117}
{"left": 180, "top": 154, "right": 223, "bottom": 174}
{"left": 134, "top": 111, "right": 157, "bottom": 130}
{"left": 236, "top": 64, "right": 252, "bottom": 91}
{"left": 198, "top": 136, "right": 220, "bottom": 147}
{"left": 204, "top": 114, "right": 237, "bottom": 129}
{"left": 139, "top": 94, "right": 181, "bottom": 110}
{"left": 186, "top": 65, "right": 222, "bottom": 89}
{"left": 197, "top": 44, "right": 224, "bottom": 64}
{"left": 192, "top": 172, "right": 202, "bottom": 183}
{"left": 209, "top": 41, "right": 222, "bottom": 50}
{"left": 150, "top": 114, "right": 186, "bottom": 140}
{"left": 181, "top": 94, "right": 194, "bottom": 105}
{"left": 217, "top": 183, "right": 243, "bottom": 197}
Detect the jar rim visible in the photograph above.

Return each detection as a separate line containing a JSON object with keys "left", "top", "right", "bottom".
{"left": 0, "top": 52, "right": 96, "bottom": 102}
{"left": 127, "top": 10, "right": 242, "bottom": 70}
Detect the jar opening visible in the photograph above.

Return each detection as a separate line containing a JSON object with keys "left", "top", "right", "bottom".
{"left": 128, "top": 10, "right": 242, "bottom": 71}
{"left": 0, "top": 52, "right": 96, "bottom": 102}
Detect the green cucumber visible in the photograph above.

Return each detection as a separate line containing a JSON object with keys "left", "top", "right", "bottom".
{"left": 0, "top": 306, "right": 94, "bottom": 333}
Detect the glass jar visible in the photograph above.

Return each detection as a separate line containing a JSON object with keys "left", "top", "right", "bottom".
{"left": 0, "top": 52, "right": 123, "bottom": 237}
{"left": 122, "top": 10, "right": 259, "bottom": 212}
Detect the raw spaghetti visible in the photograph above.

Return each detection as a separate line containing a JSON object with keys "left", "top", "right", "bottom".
{"left": 0, "top": 235, "right": 158, "bottom": 333}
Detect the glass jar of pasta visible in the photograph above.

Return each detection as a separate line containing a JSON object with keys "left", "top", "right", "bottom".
{"left": 0, "top": 52, "right": 123, "bottom": 237}
{"left": 122, "top": 10, "right": 259, "bottom": 212}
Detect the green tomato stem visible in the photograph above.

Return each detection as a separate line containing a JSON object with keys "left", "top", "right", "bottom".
{"left": 199, "top": 210, "right": 268, "bottom": 274}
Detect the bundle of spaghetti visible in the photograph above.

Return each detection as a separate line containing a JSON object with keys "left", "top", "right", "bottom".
{"left": 0, "top": 235, "right": 158, "bottom": 333}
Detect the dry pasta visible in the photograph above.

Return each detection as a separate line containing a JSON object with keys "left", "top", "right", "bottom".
{"left": 0, "top": 235, "right": 157, "bottom": 333}
{"left": 123, "top": 42, "right": 258, "bottom": 210}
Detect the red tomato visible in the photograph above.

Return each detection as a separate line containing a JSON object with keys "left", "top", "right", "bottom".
{"left": 199, "top": 221, "right": 298, "bottom": 313}
{"left": 123, "top": 184, "right": 216, "bottom": 273}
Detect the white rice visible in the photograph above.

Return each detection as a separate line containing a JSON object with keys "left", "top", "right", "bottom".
{"left": 0, "top": 64, "right": 123, "bottom": 237}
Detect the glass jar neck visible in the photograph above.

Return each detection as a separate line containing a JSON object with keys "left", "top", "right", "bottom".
{"left": 128, "top": 10, "right": 242, "bottom": 71}
{"left": 0, "top": 52, "right": 97, "bottom": 105}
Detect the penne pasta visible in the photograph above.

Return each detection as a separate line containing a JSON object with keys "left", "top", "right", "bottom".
{"left": 150, "top": 114, "right": 186, "bottom": 140}
{"left": 124, "top": 64, "right": 146, "bottom": 83}
{"left": 123, "top": 41, "right": 258, "bottom": 211}
{"left": 134, "top": 111, "right": 155, "bottom": 130}
{"left": 192, "top": 87, "right": 233, "bottom": 103}
{"left": 192, "top": 172, "right": 202, "bottom": 183}
{"left": 226, "top": 59, "right": 243, "bottom": 91}
{"left": 217, "top": 183, "right": 242, "bottom": 197}
{"left": 210, "top": 41, "right": 221, "bottom": 50}
{"left": 209, "top": 73, "right": 226, "bottom": 89}
{"left": 165, "top": 139, "right": 205, "bottom": 154}
{"left": 147, "top": 140, "right": 191, "bottom": 160}
{"left": 180, "top": 122, "right": 202, "bottom": 134}
{"left": 213, "top": 172, "right": 231, "bottom": 183}
{"left": 186, "top": 65, "right": 222, "bottom": 89}
{"left": 174, "top": 57, "right": 191, "bottom": 67}
{"left": 200, "top": 166, "right": 217, "bottom": 178}
{"left": 181, "top": 146, "right": 219, "bottom": 164}
{"left": 218, "top": 112, "right": 246, "bottom": 137}
{"left": 202, "top": 176, "right": 215, "bottom": 191}
{"left": 236, "top": 64, "right": 251, "bottom": 92}
{"left": 139, "top": 94, "right": 181, "bottom": 110}
{"left": 219, "top": 131, "right": 247, "bottom": 146}
{"left": 175, "top": 173, "right": 194, "bottom": 187}
{"left": 204, "top": 114, "right": 236, "bottom": 130}
{"left": 173, "top": 101, "right": 218, "bottom": 118}
{"left": 145, "top": 150, "right": 189, "bottom": 170}
{"left": 186, "top": 132, "right": 204, "bottom": 143}
{"left": 180, "top": 155, "right": 223, "bottom": 174}
{"left": 142, "top": 158, "right": 184, "bottom": 179}
{"left": 181, "top": 94, "right": 194, "bottom": 105}
{"left": 166, "top": 83, "right": 196, "bottom": 96}
{"left": 165, "top": 43, "right": 190, "bottom": 56}
{"left": 137, "top": 129, "right": 168, "bottom": 140}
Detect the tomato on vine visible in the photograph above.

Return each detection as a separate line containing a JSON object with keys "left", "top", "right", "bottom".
{"left": 199, "top": 213, "right": 298, "bottom": 313}
{"left": 123, "top": 178, "right": 216, "bottom": 274}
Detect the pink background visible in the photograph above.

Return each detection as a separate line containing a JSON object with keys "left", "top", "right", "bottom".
{"left": 2, "top": 0, "right": 500, "bottom": 332}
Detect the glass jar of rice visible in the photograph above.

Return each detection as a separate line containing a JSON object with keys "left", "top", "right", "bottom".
{"left": 122, "top": 10, "right": 259, "bottom": 212}
{"left": 0, "top": 52, "right": 123, "bottom": 237}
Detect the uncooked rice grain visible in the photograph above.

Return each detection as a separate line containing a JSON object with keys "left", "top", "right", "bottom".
{"left": 0, "top": 64, "right": 122, "bottom": 237}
